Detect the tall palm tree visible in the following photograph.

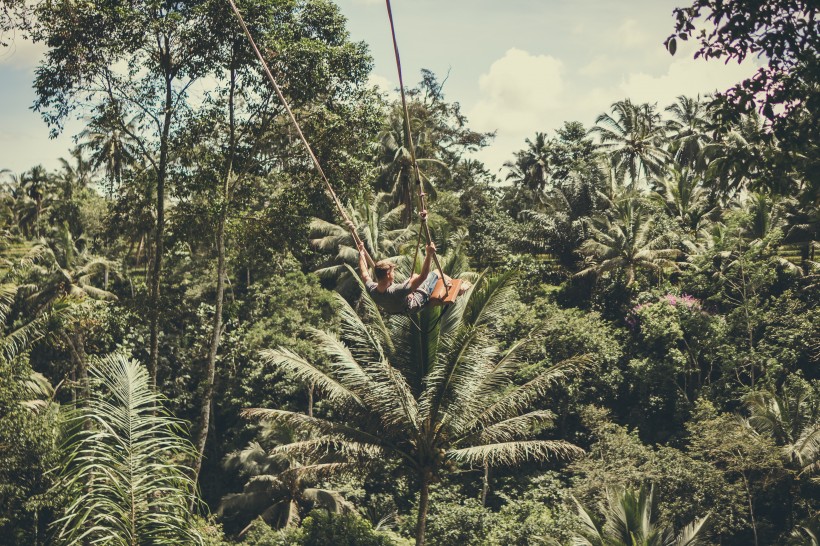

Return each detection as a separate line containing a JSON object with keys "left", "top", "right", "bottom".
{"left": 578, "top": 198, "right": 681, "bottom": 286}
{"left": 519, "top": 169, "right": 601, "bottom": 271}
{"left": 651, "top": 167, "right": 719, "bottom": 236}
{"left": 55, "top": 147, "right": 95, "bottom": 199}
{"left": 593, "top": 100, "right": 670, "bottom": 187}
{"left": 572, "top": 485, "right": 708, "bottom": 546}
{"left": 52, "top": 354, "right": 201, "bottom": 545}
{"left": 504, "top": 132, "right": 552, "bottom": 193}
{"left": 310, "top": 192, "right": 417, "bottom": 290}
{"left": 245, "top": 273, "right": 585, "bottom": 546}
{"left": 13, "top": 166, "right": 54, "bottom": 238}
{"left": 665, "top": 95, "right": 713, "bottom": 171}
{"left": 375, "top": 103, "right": 447, "bottom": 225}
{"left": 702, "top": 111, "right": 774, "bottom": 197}
{"left": 79, "top": 109, "right": 139, "bottom": 193}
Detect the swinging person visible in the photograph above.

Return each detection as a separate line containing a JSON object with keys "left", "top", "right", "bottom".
{"left": 356, "top": 239, "right": 468, "bottom": 314}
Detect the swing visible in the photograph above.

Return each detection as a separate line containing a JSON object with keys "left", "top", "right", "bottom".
{"left": 227, "top": 0, "right": 469, "bottom": 313}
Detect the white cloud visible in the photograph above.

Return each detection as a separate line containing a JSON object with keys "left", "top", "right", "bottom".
{"left": 579, "top": 55, "right": 612, "bottom": 77}
{"left": 616, "top": 19, "right": 651, "bottom": 48}
{"left": 469, "top": 48, "right": 564, "bottom": 136}
{"left": 466, "top": 43, "right": 761, "bottom": 175}
{"left": 367, "top": 73, "right": 394, "bottom": 92}
{"left": 615, "top": 47, "right": 760, "bottom": 105}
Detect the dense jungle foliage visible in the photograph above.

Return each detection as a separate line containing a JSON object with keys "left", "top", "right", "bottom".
{"left": 0, "top": 0, "right": 817, "bottom": 544}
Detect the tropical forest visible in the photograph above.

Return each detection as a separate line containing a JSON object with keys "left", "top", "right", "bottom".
{"left": 0, "top": 0, "right": 817, "bottom": 544}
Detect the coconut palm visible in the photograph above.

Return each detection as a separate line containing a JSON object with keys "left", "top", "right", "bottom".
{"left": 79, "top": 108, "right": 139, "bottom": 192}
{"left": 702, "top": 111, "right": 775, "bottom": 197}
{"left": 219, "top": 424, "right": 354, "bottom": 536}
{"left": 572, "top": 485, "right": 708, "bottom": 546}
{"left": 504, "top": 132, "right": 552, "bottom": 193}
{"left": 578, "top": 198, "right": 681, "bottom": 286}
{"left": 651, "top": 167, "right": 719, "bottom": 236}
{"left": 519, "top": 169, "right": 602, "bottom": 271}
{"left": 593, "top": 100, "right": 670, "bottom": 187}
{"left": 0, "top": 242, "right": 73, "bottom": 365}
{"left": 310, "top": 192, "right": 417, "bottom": 291}
{"left": 744, "top": 386, "right": 820, "bottom": 477}
{"left": 665, "top": 95, "right": 713, "bottom": 171}
{"left": 13, "top": 166, "right": 54, "bottom": 238}
{"left": 245, "top": 273, "right": 585, "bottom": 545}
{"left": 52, "top": 353, "right": 201, "bottom": 545}
{"left": 375, "top": 103, "right": 447, "bottom": 224}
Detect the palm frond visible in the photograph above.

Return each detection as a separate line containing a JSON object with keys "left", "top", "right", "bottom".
{"left": 448, "top": 439, "right": 583, "bottom": 466}
{"left": 52, "top": 353, "right": 201, "bottom": 545}
{"left": 260, "top": 347, "right": 363, "bottom": 407}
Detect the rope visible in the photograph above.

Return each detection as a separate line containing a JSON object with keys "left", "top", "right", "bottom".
{"left": 384, "top": 0, "right": 448, "bottom": 294}
{"left": 227, "top": 0, "right": 375, "bottom": 268}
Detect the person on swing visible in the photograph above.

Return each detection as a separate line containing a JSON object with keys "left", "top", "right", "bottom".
{"left": 356, "top": 238, "right": 468, "bottom": 314}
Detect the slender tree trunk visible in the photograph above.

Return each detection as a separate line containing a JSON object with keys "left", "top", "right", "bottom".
{"left": 192, "top": 66, "right": 237, "bottom": 485}
{"left": 415, "top": 470, "right": 432, "bottom": 546}
{"left": 63, "top": 327, "right": 88, "bottom": 401}
{"left": 741, "top": 472, "right": 759, "bottom": 546}
{"left": 148, "top": 66, "right": 174, "bottom": 389}
{"left": 192, "top": 215, "right": 227, "bottom": 482}
{"left": 480, "top": 461, "right": 490, "bottom": 506}
{"left": 308, "top": 381, "right": 315, "bottom": 418}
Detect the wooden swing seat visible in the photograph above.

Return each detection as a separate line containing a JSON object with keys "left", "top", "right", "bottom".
{"left": 428, "top": 278, "right": 462, "bottom": 306}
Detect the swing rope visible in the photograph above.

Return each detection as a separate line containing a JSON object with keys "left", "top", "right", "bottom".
{"left": 226, "top": 0, "right": 375, "bottom": 268}
{"left": 384, "top": 0, "right": 448, "bottom": 294}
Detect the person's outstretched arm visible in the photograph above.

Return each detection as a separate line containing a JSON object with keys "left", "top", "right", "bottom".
{"left": 357, "top": 241, "right": 372, "bottom": 284}
{"left": 408, "top": 241, "right": 435, "bottom": 291}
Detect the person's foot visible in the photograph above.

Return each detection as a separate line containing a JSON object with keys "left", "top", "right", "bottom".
{"left": 459, "top": 281, "right": 472, "bottom": 294}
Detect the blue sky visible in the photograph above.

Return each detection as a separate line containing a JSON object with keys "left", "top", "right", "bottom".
{"left": 0, "top": 0, "right": 758, "bottom": 176}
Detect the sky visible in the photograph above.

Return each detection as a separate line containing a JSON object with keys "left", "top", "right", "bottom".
{"left": 0, "top": 0, "right": 760, "bottom": 176}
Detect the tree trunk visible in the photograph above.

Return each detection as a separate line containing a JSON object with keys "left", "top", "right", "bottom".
{"left": 63, "top": 327, "right": 88, "bottom": 401}
{"left": 192, "top": 215, "right": 227, "bottom": 483}
{"left": 148, "top": 46, "right": 175, "bottom": 390}
{"left": 741, "top": 472, "right": 759, "bottom": 546}
{"left": 192, "top": 66, "right": 237, "bottom": 486}
{"left": 415, "top": 469, "right": 432, "bottom": 546}
{"left": 480, "top": 462, "right": 490, "bottom": 506}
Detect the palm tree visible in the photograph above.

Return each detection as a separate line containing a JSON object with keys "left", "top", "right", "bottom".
{"left": 702, "top": 111, "right": 773, "bottom": 197}
{"left": 17, "top": 230, "right": 118, "bottom": 399}
{"left": 310, "top": 192, "right": 417, "bottom": 290}
{"left": 79, "top": 108, "right": 139, "bottom": 193}
{"left": 593, "top": 100, "right": 670, "bottom": 187}
{"left": 519, "top": 169, "right": 602, "bottom": 271}
{"left": 578, "top": 198, "right": 681, "bottom": 286}
{"left": 789, "top": 516, "right": 820, "bottom": 545}
{"left": 665, "top": 95, "right": 713, "bottom": 171}
{"left": 219, "top": 424, "right": 354, "bottom": 536}
{"left": 375, "top": 103, "right": 447, "bottom": 225}
{"left": 744, "top": 386, "right": 820, "bottom": 478}
{"left": 504, "top": 132, "right": 552, "bottom": 193}
{"left": 55, "top": 147, "right": 95, "bottom": 199}
{"left": 245, "top": 273, "right": 585, "bottom": 546}
{"left": 13, "top": 166, "right": 54, "bottom": 238}
{"left": 572, "top": 485, "right": 708, "bottom": 546}
{"left": 52, "top": 353, "right": 201, "bottom": 545}
{"left": 651, "top": 167, "right": 719, "bottom": 236}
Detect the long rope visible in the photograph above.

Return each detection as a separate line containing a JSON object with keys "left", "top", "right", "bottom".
{"left": 227, "top": 0, "right": 375, "bottom": 268}
{"left": 384, "top": 0, "right": 448, "bottom": 293}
